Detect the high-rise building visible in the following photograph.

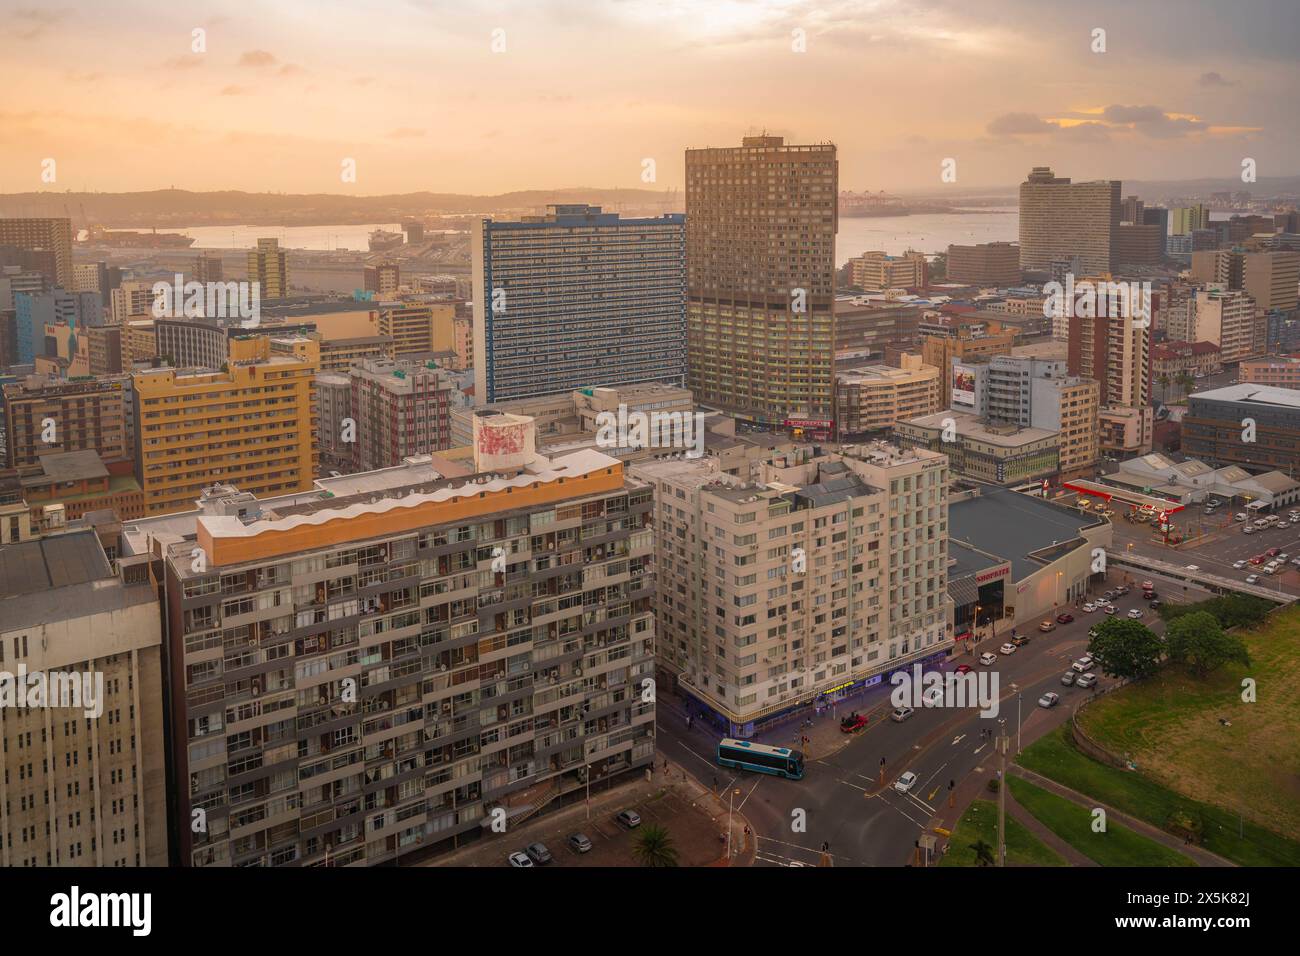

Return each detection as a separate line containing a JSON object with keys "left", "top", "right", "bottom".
{"left": 1115, "top": 223, "right": 1164, "bottom": 267}
{"left": 378, "top": 301, "right": 456, "bottom": 357}
{"left": 1171, "top": 205, "right": 1210, "bottom": 235}
{"left": 848, "top": 250, "right": 927, "bottom": 291}
{"left": 247, "top": 238, "right": 289, "bottom": 299}
{"left": 635, "top": 441, "right": 949, "bottom": 732}
{"left": 1243, "top": 250, "right": 1300, "bottom": 313}
{"left": 686, "top": 136, "right": 838, "bottom": 425}
{"left": 0, "top": 528, "right": 169, "bottom": 866}
{"left": 131, "top": 336, "right": 319, "bottom": 514}
{"left": 1121, "top": 195, "right": 1145, "bottom": 224}
{"left": 349, "top": 358, "right": 458, "bottom": 471}
{"left": 111, "top": 280, "right": 158, "bottom": 324}
{"left": 1142, "top": 207, "right": 1170, "bottom": 259}
{"left": 1193, "top": 289, "right": 1265, "bottom": 363}
{"left": 1067, "top": 311, "right": 1151, "bottom": 454}
{"left": 194, "top": 252, "right": 224, "bottom": 283}
{"left": 834, "top": 356, "right": 941, "bottom": 437}
{"left": 1018, "top": 167, "right": 1120, "bottom": 274}
{"left": 980, "top": 355, "right": 1099, "bottom": 478}
{"left": 154, "top": 318, "right": 228, "bottom": 370}
{"left": 0, "top": 218, "right": 73, "bottom": 287}
{"left": 144, "top": 417, "right": 655, "bottom": 866}
{"left": 945, "top": 242, "right": 1021, "bottom": 286}
{"left": 13, "top": 288, "right": 101, "bottom": 364}
{"left": 1183, "top": 384, "right": 1300, "bottom": 473}
{"left": 2, "top": 375, "right": 131, "bottom": 467}
{"left": 86, "top": 324, "right": 125, "bottom": 376}
{"left": 920, "top": 328, "right": 1017, "bottom": 405}
{"left": 1191, "top": 249, "right": 1245, "bottom": 288}
{"left": 364, "top": 262, "right": 400, "bottom": 296}
{"left": 314, "top": 371, "right": 353, "bottom": 474}
{"left": 473, "top": 204, "right": 687, "bottom": 403}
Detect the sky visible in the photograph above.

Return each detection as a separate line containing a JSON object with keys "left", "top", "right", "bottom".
{"left": 2, "top": 0, "right": 1297, "bottom": 195}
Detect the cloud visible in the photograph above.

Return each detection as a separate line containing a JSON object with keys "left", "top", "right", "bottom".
{"left": 238, "top": 50, "right": 278, "bottom": 68}
{"left": 13, "top": 7, "right": 65, "bottom": 39}
{"left": 1101, "top": 104, "right": 1207, "bottom": 137}
{"left": 1199, "top": 71, "right": 1233, "bottom": 87}
{"left": 278, "top": 64, "right": 305, "bottom": 76}
{"left": 163, "top": 56, "right": 204, "bottom": 70}
{"left": 986, "top": 112, "right": 1058, "bottom": 135}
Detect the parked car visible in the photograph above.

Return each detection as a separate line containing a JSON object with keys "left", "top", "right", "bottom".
{"left": 1071, "top": 657, "right": 1094, "bottom": 673}
{"left": 1128, "top": 608, "right": 1144, "bottom": 619}
{"left": 840, "top": 713, "right": 869, "bottom": 733}
{"left": 1011, "top": 635, "right": 1031, "bottom": 648}
{"left": 895, "top": 771, "right": 919, "bottom": 794}
{"left": 979, "top": 652, "right": 998, "bottom": 666}
{"left": 508, "top": 851, "right": 534, "bottom": 868}
{"left": 1235, "top": 513, "right": 1248, "bottom": 522}
{"left": 1060, "top": 671, "right": 1077, "bottom": 686}
{"left": 1142, "top": 590, "right": 1157, "bottom": 600}
{"left": 1104, "top": 605, "right": 1117, "bottom": 615}
{"left": 567, "top": 833, "right": 593, "bottom": 854}
{"left": 1186, "top": 565, "right": 1200, "bottom": 572}
{"left": 1038, "top": 692, "right": 1060, "bottom": 708}
{"left": 1140, "top": 581, "right": 1153, "bottom": 591}
{"left": 615, "top": 810, "right": 642, "bottom": 829}
{"left": 891, "top": 706, "right": 915, "bottom": 723}
{"left": 1103, "top": 590, "right": 1116, "bottom": 600}
{"left": 1115, "top": 586, "right": 1130, "bottom": 596}
{"left": 1056, "top": 612, "right": 1075, "bottom": 624}
{"left": 1082, "top": 602, "right": 1097, "bottom": 613}
{"left": 1038, "top": 620, "right": 1057, "bottom": 632}
{"left": 526, "top": 842, "right": 553, "bottom": 864}
{"left": 999, "top": 642, "right": 1017, "bottom": 655}
{"left": 1076, "top": 673, "right": 1098, "bottom": 689}
{"left": 1267, "top": 548, "right": 1281, "bottom": 558}
{"left": 1243, "top": 525, "right": 1256, "bottom": 534}
{"left": 1149, "top": 600, "right": 1162, "bottom": 609}
{"left": 1233, "top": 560, "right": 1248, "bottom": 570}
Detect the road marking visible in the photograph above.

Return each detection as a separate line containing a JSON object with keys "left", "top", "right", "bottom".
{"left": 973, "top": 744, "right": 986, "bottom": 755}
{"left": 951, "top": 734, "right": 965, "bottom": 746}
{"left": 736, "top": 777, "right": 762, "bottom": 811}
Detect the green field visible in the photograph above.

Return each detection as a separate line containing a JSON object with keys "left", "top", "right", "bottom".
{"left": 938, "top": 799, "right": 1065, "bottom": 867}
{"left": 1079, "top": 605, "right": 1300, "bottom": 842}
{"left": 1007, "top": 778, "right": 1196, "bottom": 867}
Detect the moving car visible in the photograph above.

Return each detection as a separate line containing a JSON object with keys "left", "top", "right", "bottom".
{"left": 1115, "top": 586, "right": 1130, "bottom": 596}
{"left": 526, "top": 842, "right": 553, "bottom": 864}
{"left": 1011, "top": 635, "right": 1031, "bottom": 647}
{"left": 999, "top": 642, "right": 1017, "bottom": 655}
{"left": 921, "top": 687, "right": 944, "bottom": 708}
{"left": 1141, "top": 582, "right": 1153, "bottom": 591}
{"left": 840, "top": 713, "right": 869, "bottom": 733}
{"left": 567, "top": 833, "right": 593, "bottom": 854}
{"left": 1104, "top": 605, "right": 1117, "bottom": 615}
{"left": 1038, "top": 692, "right": 1060, "bottom": 708}
{"left": 1128, "top": 608, "right": 1144, "bottom": 619}
{"left": 1038, "top": 620, "right": 1057, "bottom": 632}
{"left": 1186, "top": 565, "right": 1200, "bottom": 572}
{"left": 1056, "top": 613, "right": 1075, "bottom": 624}
{"left": 508, "top": 851, "right": 534, "bottom": 868}
{"left": 894, "top": 771, "right": 918, "bottom": 794}
{"left": 1267, "top": 548, "right": 1281, "bottom": 558}
{"left": 1235, "top": 513, "right": 1248, "bottom": 522}
{"left": 1243, "top": 526, "right": 1255, "bottom": 535}
{"left": 979, "top": 652, "right": 998, "bottom": 666}
{"left": 1076, "top": 673, "right": 1098, "bottom": 689}
{"left": 1245, "top": 575, "right": 1260, "bottom": 584}
{"left": 1149, "top": 600, "right": 1162, "bottom": 609}
{"left": 1233, "top": 560, "right": 1248, "bottom": 570}
{"left": 615, "top": 810, "right": 642, "bottom": 829}
{"left": 891, "top": 706, "right": 915, "bottom": 723}
{"left": 1060, "top": 671, "right": 1077, "bottom": 686}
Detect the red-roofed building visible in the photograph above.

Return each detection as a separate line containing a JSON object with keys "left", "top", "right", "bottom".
{"left": 1151, "top": 340, "right": 1221, "bottom": 394}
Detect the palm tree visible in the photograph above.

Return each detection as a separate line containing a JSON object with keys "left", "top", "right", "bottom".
{"left": 1157, "top": 374, "right": 1171, "bottom": 402}
{"left": 633, "top": 823, "right": 679, "bottom": 867}
{"left": 969, "top": 839, "right": 996, "bottom": 867}
{"left": 1175, "top": 371, "right": 1196, "bottom": 399}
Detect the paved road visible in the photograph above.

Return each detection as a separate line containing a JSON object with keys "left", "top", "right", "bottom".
{"left": 656, "top": 572, "right": 1212, "bottom": 866}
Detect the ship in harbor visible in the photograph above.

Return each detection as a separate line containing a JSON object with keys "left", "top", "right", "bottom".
{"left": 368, "top": 228, "right": 405, "bottom": 251}
{"left": 81, "top": 225, "right": 197, "bottom": 248}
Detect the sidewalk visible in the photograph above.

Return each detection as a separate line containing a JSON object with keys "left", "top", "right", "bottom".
{"left": 1010, "top": 765, "right": 1235, "bottom": 867}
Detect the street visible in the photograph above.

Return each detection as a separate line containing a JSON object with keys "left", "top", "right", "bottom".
{"left": 655, "top": 571, "right": 1212, "bottom": 866}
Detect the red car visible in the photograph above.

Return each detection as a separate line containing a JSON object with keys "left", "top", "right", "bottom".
{"left": 1056, "top": 613, "right": 1074, "bottom": 624}
{"left": 1250, "top": 555, "right": 1266, "bottom": 565}
{"left": 839, "top": 714, "right": 868, "bottom": 733}
{"left": 954, "top": 664, "right": 974, "bottom": 675}
{"left": 1141, "top": 581, "right": 1153, "bottom": 591}
{"left": 1267, "top": 548, "right": 1281, "bottom": 558}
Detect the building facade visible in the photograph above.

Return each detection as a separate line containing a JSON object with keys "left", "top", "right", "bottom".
{"left": 834, "top": 358, "right": 941, "bottom": 437}
{"left": 1183, "top": 384, "right": 1300, "bottom": 474}
{"left": 1018, "top": 167, "right": 1120, "bottom": 274}
{"left": 945, "top": 242, "right": 1020, "bottom": 286}
{"left": 349, "top": 358, "right": 458, "bottom": 472}
{"left": 247, "top": 238, "right": 289, "bottom": 299}
{"left": 0, "top": 218, "right": 73, "bottom": 288}
{"left": 2, "top": 376, "right": 131, "bottom": 468}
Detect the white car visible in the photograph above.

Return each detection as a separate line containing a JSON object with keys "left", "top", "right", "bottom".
{"left": 979, "top": 652, "right": 998, "bottom": 666}
{"left": 1104, "top": 605, "right": 1117, "bottom": 615}
{"left": 1246, "top": 574, "right": 1260, "bottom": 584}
{"left": 1082, "top": 602, "right": 1097, "bottom": 612}
{"left": 1185, "top": 565, "right": 1200, "bottom": 572}
{"left": 1076, "top": 672, "right": 1098, "bottom": 689}
{"left": 999, "top": 642, "right": 1017, "bottom": 655}
{"left": 894, "top": 771, "right": 918, "bottom": 794}
{"left": 1233, "top": 560, "right": 1248, "bottom": 570}
{"left": 1243, "top": 526, "right": 1256, "bottom": 535}
{"left": 1127, "top": 608, "right": 1144, "bottom": 619}
{"left": 921, "top": 687, "right": 944, "bottom": 708}
{"left": 1071, "top": 657, "right": 1094, "bottom": 673}
{"left": 1234, "top": 513, "right": 1248, "bottom": 522}
{"left": 508, "top": 851, "right": 533, "bottom": 868}
{"left": 1038, "top": 692, "right": 1059, "bottom": 708}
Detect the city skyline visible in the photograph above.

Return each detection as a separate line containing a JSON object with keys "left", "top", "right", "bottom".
{"left": 3, "top": 0, "right": 1299, "bottom": 194}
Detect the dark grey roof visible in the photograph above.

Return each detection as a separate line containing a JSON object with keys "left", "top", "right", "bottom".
{"left": 948, "top": 539, "right": 1004, "bottom": 578}
{"left": 793, "top": 474, "right": 873, "bottom": 508}
{"left": 947, "top": 574, "right": 979, "bottom": 607}
{"left": 949, "top": 487, "right": 1094, "bottom": 581}
{"left": 0, "top": 530, "right": 112, "bottom": 597}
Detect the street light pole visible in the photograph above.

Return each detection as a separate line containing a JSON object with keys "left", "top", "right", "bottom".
{"left": 1017, "top": 694, "right": 1022, "bottom": 754}
{"left": 997, "top": 719, "right": 1008, "bottom": 868}
{"left": 585, "top": 763, "right": 591, "bottom": 821}
{"left": 726, "top": 787, "right": 740, "bottom": 861}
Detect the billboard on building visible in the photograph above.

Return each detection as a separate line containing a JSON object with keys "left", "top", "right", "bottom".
{"left": 952, "top": 364, "right": 977, "bottom": 408}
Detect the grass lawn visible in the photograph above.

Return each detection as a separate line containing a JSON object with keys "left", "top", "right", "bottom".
{"left": 1007, "top": 778, "right": 1196, "bottom": 867}
{"left": 1079, "top": 605, "right": 1300, "bottom": 843}
{"left": 938, "top": 798, "right": 1065, "bottom": 867}
{"left": 1018, "top": 726, "right": 1300, "bottom": 866}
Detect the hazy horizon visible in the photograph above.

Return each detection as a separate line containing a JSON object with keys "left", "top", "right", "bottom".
{"left": 3, "top": 0, "right": 1298, "bottom": 195}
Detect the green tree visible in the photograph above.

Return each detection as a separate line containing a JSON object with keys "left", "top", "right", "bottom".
{"left": 1160, "top": 594, "right": 1272, "bottom": 630}
{"left": 1175, "top": 371, "right": 1196, "bottom": 397}
{"left": 1157, "top": 374, "right": 1171, "bottom": 401}
{"left": 632, "top": 824, "right": 679, "bottom": 867}
{"left": 969, "top": 839, "right": 995, "bottom": 867}
{"left": 1087, "top": 618, "right": 1164, "bottom": 681}
{"left": 1164, "top": 610, "right": 1250, "bottom": 678}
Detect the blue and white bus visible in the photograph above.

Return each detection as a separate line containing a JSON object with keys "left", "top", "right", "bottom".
{"left": 716, "top": 738, "right": 805, "bottom": 780}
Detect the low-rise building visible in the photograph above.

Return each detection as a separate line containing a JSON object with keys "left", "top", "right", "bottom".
{"left": 895, "top": 411, "right": 1060, "bottom": 484}
{"left": 834, "top": 356, "right": 942, "bottom": 437}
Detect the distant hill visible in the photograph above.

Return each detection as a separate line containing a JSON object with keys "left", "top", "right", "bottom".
{"left": 0, "top": 188, "right": 682, "bottom": 228}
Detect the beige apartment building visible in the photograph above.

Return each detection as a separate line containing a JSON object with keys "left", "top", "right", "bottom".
{"left": 313, "top": 333, "right": 395, "bottom": 374}
{"left": 686, "top": 136, "right": 838, "bottom": 426}
{"left": 1193, "top": 289, "right": 1265, "bottom": 364}
{"left": 379, "top": 301, "right": 457, "bottom": 356}
{"left": 247, "top": 238, "right": 289, "bottom": 299}
{"left": 2, "top": 375, "right": 131, "bottom": 468}
{"left": 921, "top": 329, "right": 1016, "bottom": 406}
{"left": 0, "top": 218, "right": 73, "bottom": 287}
{"left": 848, "top": 250, "right": 927, "bottom": 291}
{"left": 895, "top": 412, "right": 1060, "bottom": 484}
{"left": 945, "top": 242, "right": 1020, "bottom": 286}
{"left": 1238, "top": 357, "right": 1300, "bottom": 389}
{"left": 1018, "top": 167, "right": 1120, "bottom": 274}
{"left": 834, "top": 357, "right": 941, "bottom": 437}
{"left": 0, "top": 527, "right": 168, "bottom": 867}
{"left": 636, "top": 442, "right": 951, "bottom": 733}
{"left": 1242, "top": 250, "right": 1300, "bottom": 313}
